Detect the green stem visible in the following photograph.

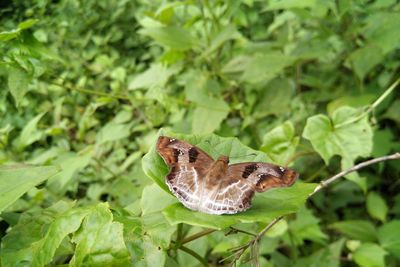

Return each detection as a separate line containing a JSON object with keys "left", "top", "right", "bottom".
{"left": 335, "top": 77, "right": 400, "bottom": 128}
{"left": 179, "top": 245, "right": 209, "bottom": 267}
{"left": 174, "top": 223, "right": 184, "bottom": 249}
{"left": 181, "top": 228, "right": 216, "bottom": 245}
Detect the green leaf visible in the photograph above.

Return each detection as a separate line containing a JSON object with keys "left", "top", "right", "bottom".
{"left": 366, "top": 192, "right": 388, "bottom": 222}
{"left": 0, "top": 29, "right": 21, "bottom": 41}
{"left": 192, "top": 106, "right": 229, "bottom": 134}
{"left": 139, "top": 26, "right": 195, "bottom": 51}
{"left": 329, "top": 220, "right": 378, "bottom": 242}
{"left": 362, "top": 12, "right": 400, "bottom": 54}
{"left": 240, "top": 52, "right": 295, "bottom": 84}
{"left": 140, "top": 184, "right": 177, "bottom": 215}
{"left": 8, "top": 66, "right": 31, "bottom": 107}
{"left": 1, "top": 202, "right": 129, "bottom": 267}
{"left": 128, "top": 63, "right": 180, "bottom": 90}
{"left": 0, "top": 165, "right": 60, "bottom": 213}
{"left": 96, "top": 121, "right": 132, "bottom": 144}
{"left": 142, "top": 212, "right": 176, "bottom": 249}
{"left": 201, "top": 25, "right": 242, "bottom": 58}
{"left": 163, "top": 182, "right": 316, "bottom": 229}
{"left": 302, "top": 106, "right": 373, "bottom": 169}
{"left": 1, "top": 201, "right": 89, "bottom": 267}
{"left": 184, "top": 71, "right": 230, "bottom": 133}
{"left": 288, "top": 206, "right": 328, "bottom": 245}
{"left": 18, "top": 19, "right": 39, "bottom": 30}
{"left": 253, "top": 78, "right": 296, "bottom": 117}
{"left": 264, "top": 0, "right": 317, "bottom": 10}
{"left": 15, "top": 112, "right": 46, "bottom": 150}
{"left": 261, "top": 121, "right": 299, "bottom": 165}
{"left": 348, "top": 45, "right": 384, "bottom": 81}
{"left": 69, "top": 203, "right": 130, "bottom": 266}
{"left": 353, "top": 243, "right": 388, "bottom": 267}
{"left": 378, "top": 220, "right": 400, "bottom": 257}
{"left": 47, "top": 151, "right": 92, "bottom": 193}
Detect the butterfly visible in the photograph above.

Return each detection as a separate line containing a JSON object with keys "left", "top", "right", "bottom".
{"left": 156, "top": 136, "right": 298, "bottom": 215}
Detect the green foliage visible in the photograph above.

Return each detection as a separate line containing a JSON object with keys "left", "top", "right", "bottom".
{"left": 0, "top": 165, "right": 60, "bottom": 213}
{"left": 1, "top": 0, "right": 400, "bottom": 266}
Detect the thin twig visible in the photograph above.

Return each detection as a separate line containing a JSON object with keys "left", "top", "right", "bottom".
{"left": 311, "top": 152, "right": 400, "bottom": 196}
{"left": 226, "top": 227, "right": 256, "bottom": 237}
{"left": 225, "top": 152, "right": 400, "bottom": 265}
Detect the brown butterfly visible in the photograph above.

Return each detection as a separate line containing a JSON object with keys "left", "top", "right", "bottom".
{"left": 156, "top": 136, "right": 298, "bottom": 215}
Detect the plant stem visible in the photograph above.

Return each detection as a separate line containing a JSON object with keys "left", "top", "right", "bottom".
{"left": 335, "top": 77, "right": 400, "bottom": 128}
{"left": 179, "top": 245, "right": 209, "bottom": 267}
{"left": 180, "top": 228, "right": 216, "bottom": 245}
{"left": 310, "top": 152, "right": 400, "bottom": 196}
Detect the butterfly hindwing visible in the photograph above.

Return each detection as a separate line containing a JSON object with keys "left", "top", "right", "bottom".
{"left": 227, "top": 162, "right": 298, "bottom": 192}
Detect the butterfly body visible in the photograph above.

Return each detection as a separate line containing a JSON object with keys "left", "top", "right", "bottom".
{"left": 156, "top": 136, "right": 298, "bottom": 215}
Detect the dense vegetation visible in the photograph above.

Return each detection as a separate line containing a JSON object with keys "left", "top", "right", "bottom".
{"left": 1, "top": 1, "right": 400, "bottom": 266}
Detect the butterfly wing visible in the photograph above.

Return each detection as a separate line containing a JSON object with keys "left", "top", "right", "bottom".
{"left": 199, "top": 176, "right": 255, "bottom": 214}
{"left": 156, "top": 136, "right": 214, "bottom": 211}
{"left": 227, "top": 162, "right": 298, "bottom": 192}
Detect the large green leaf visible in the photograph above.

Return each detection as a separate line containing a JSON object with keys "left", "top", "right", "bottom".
{"left": 163, "top": 182, "right": 315, "bottom": 229}
{"left": 303, "top": 106, "right": 373, "bottom": 164}
{"left": 353, "top": 243, "right": 387, "bottom": 267}
{"left": 0, "top": 165, "right": 60, "bottom": 213}
{"left": 378, "top": 220, "right": 400, "bottom": 257}
{"left": 142, "top": 130, "right": 316, "bottom": 229}
{"left": 329, "top": 220, "right": 378, "bottom": 242}
{"left": 69, "top": 203, "right": 130, "bottom": 266}
{"left": 303, "top": 106, "right": 373, "bottom": 190}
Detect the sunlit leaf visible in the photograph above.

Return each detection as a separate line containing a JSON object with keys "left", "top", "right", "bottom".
{"left": 366, "top": 192, "right": 388, "bottom": 222}
{"left": 378, "top": 220, "right": 400, "bottom": 257}
{"left": 0, "top": 165, "right": 60, "bottom": 213}
{"left": 329, "top": 220, "right": 378, "bottom": 242}
{"left": 261, "top": 121, "right": 299, "bottom": 165}
{"left": 353, "top": 243, "right": 387, "bottom": 267}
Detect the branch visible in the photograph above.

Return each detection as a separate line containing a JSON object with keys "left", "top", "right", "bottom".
{"left": 225, "top": 152, "right": 400, "bottom": 265}
{"left": 311, "top": 152, "right": 400, "bottom": 196}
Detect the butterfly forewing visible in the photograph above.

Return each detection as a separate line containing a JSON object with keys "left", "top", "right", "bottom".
{"left": 156, "top": 136, "right": 214, "bottom": 210}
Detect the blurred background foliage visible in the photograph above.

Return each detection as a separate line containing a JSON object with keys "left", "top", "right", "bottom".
{"left": 0, "top": 0, "right": 400, "bottom": 266}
